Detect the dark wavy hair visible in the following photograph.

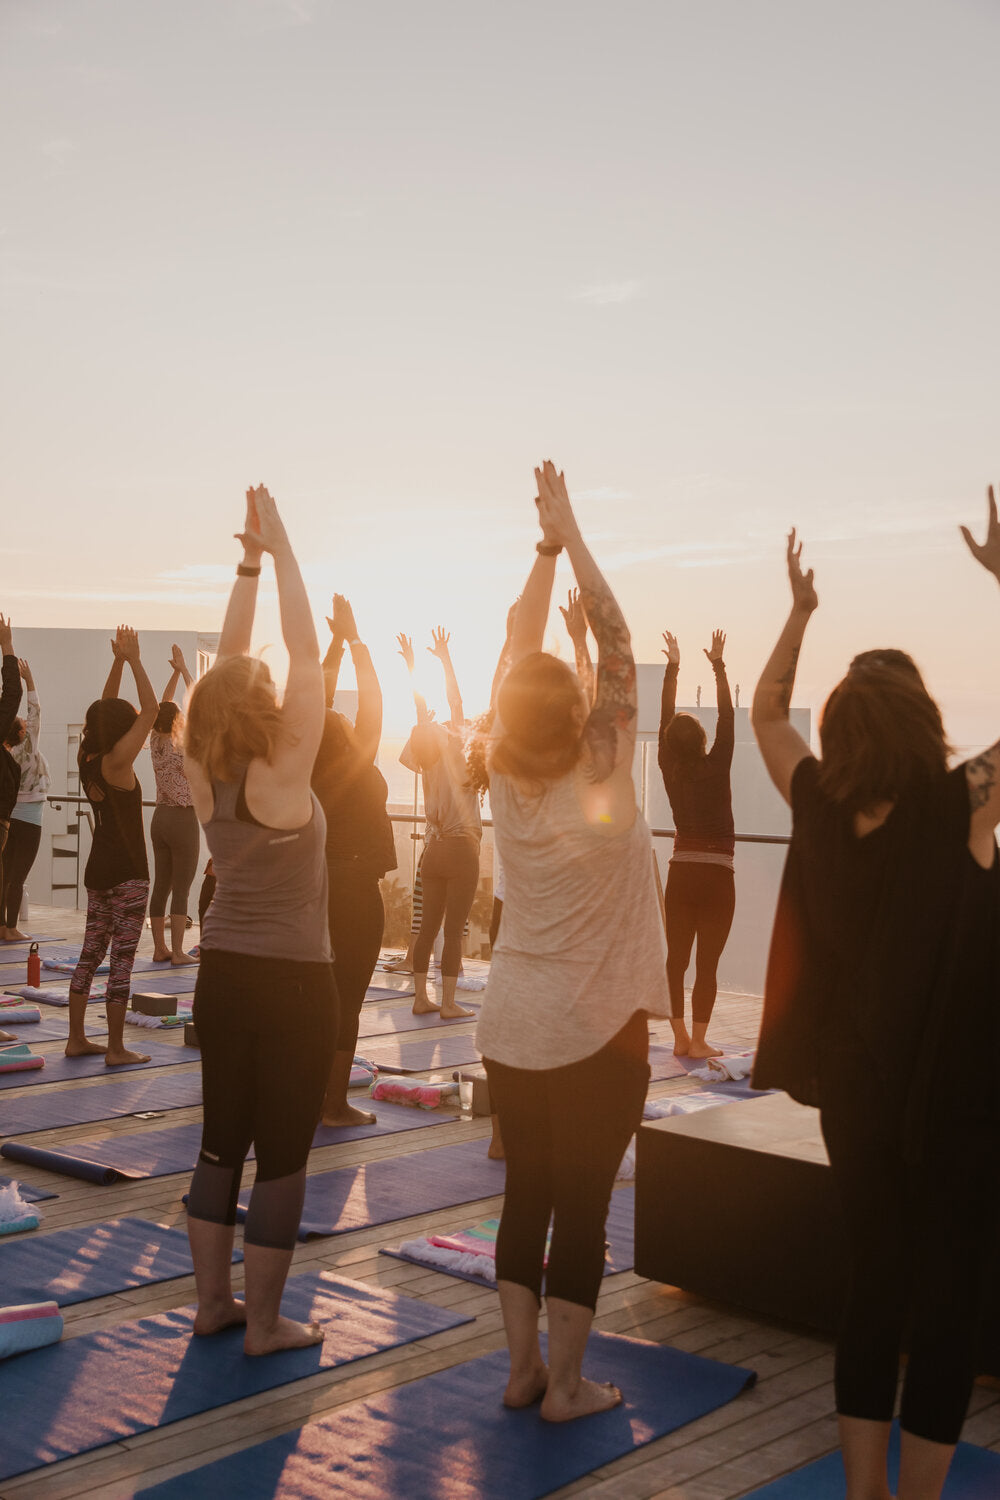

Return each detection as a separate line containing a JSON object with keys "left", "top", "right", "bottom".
{"left": 79, "top": 698, "right": 138, "bottom": 765}
{"left": 311, "top": 709, "right": 361, "bottom": 806}
{"left": 153, "top": 700, "right": 181, "bottom": 738}
{"left": 487, "top": 653, "right": 585, "bottom": 786}
{"left": 663, "top": 712, "right": 707, "bottom": 774}
{"left": 818, "top": 649, "right": 950, "bottom": 814}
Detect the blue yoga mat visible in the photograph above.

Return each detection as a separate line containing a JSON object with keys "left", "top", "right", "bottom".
{"left": 0, "top": 1175, "right": 57, "bottom": 1202}
{"left": 131, "top": 969, "right": 200, "bottom": 997}
{"left": 742, "top": 1427, "right": 1000, "bottom": 1497}
{"left": 0, "top": 1069, "right": 204, "bottom": 1136}
{"left": 135, "top": 1328, "right": 756, "bottom": 1500}
{"left": 3, "top": 1098, "right": 450, "bottom": 1184}
{"left": 0, "top": 1013, "right": 109, "bottom": 1043}
{"left": 363, "top": 1033, "right": 482, "bottom": 1074}
{"left": 358, "top": 1004, "right": 479, "bottom": 1039}
{"left": 0, "top": 936, "right": 62, "bottom": 961}
{"left": 239, "top": 1137, "right": 507, "bottom": 1240}
{"left": 0, "top": 1268, "right": 472, "bottom": 1483}
{"left": 0, "top": 1037, "right": 194, "bottom": 1090}
{"left": 364, "top": 984, "right": 416, "bottom": 1002}
{"left": 0, "top": 1217, "right": 242, "bottom": 1307}
{"left": 40, "top": 946, "right": 166, "bottom": 975}
{"left": 384, "top": 1184, "right": 636, "bottom": 1284}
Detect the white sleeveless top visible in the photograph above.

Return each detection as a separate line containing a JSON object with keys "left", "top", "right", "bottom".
{"left": 475, "top": 768, "right": 669, "bottom": 1070}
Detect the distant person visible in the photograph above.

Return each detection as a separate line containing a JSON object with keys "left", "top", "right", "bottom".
{"left": 751, "top": 501, "right": 1000, "bottom": 1500}
{"left": 149, "top": 645, "right": 199, "bottom": 965}
{"left": 312, "top": 593, "right": 396, "bottom": 1127}
{"left": 398, "top": 627, "right": 481, "bottom": 1020}
{"left": 183, "top": 485, "right": 336, "bottom": 1356}
{"left": 475, "top": 462, "right": 669, "bottom": 1422}
{"left": 0, "top": 616, "right": 24, "bottom": 949}
{"left": 2, "top": 658, "right": 49, "bottom": 941}
{"left": 67, "top": 626, "right": 158, "bottom": 1066}
{"left": 658, "top": 628, "right": 735, "bottom": 1057}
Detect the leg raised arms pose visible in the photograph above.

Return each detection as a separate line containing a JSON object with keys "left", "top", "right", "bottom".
{"left": 2, "top": 657, "right": 49, "bottom": 941}
{"left": 67, "top": 626, "right": 159, "bottom": 1067}
{"left": 750, "top": 494, "right": 1000, "bottom": 1500}
{"left": 149, "top": 645, "right": 199, "bottom": 966}
{"left": 183, "top": 486, "right": 337, "bottom": 1357}
{"left": 658, "top": 628, "right": 736, "bottom": 1057}
{"left": 473, "top": 462, "right": 670, "bottom": 1422}
{"left": 313, "top": 592, "right": 397, "bottom": 1127}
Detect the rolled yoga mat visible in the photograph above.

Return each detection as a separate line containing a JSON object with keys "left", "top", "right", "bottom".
{"left": 134, "top": 1329, "right": 757, "bottom": 1500}
{"left": 0, "top": 1217, "right": 242, "bottom": 1307}
{"left": 0, "top": 1038, "right": 194, "bottom": 1090}
{"left": 0, "top": 1268, "right": 473, "bottom": 1483}
{"left": 0, "top": 1302, "right": 63, "bottom": 1360}
{"left": 741, "top": 1427, "right": 1000, "bottom": 1498}
{"left": 0, "top": 1043, "right": 44, "bottom": 1074}
{"left": 0, "top": 1069, "right": 204, "bottom": 1137}
{"left": 238, "top": 1136, "right": 508, "bottom": 1241}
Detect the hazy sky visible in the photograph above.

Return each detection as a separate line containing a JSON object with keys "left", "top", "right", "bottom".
{"left": 3, "top": 0, "right": 999, "bottom": 745}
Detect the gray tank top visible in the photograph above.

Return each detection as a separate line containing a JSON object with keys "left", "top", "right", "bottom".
{"left": 201, "top": 767, "right": 332, "bottom": 964}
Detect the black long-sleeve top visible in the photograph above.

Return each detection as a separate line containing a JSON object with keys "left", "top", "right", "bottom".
{"left": 657, "top": 659, "right": 735, "bottom": 857}
{"left": 0, "top": 655, "right": 23, "bottom": 822}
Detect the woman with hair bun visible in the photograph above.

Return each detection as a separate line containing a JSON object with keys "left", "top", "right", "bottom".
{"left": 751, "top": 500, "right": 1000, "bottom": 1500}
{"left": 658, "top": 627, "right": 735, "bottom": 1057}
{"left": 474, "top": 461, "right": 669, "bottom": 1423}
{"left": 149, "top": 644, "right": 199, "bottom": 965}
{"left": 66, "top": 626, "right": 158, "bottom": 1065}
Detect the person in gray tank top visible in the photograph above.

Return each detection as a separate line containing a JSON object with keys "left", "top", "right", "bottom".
{"left": 183, "top": 485, "right": 337, "bottom": 1358}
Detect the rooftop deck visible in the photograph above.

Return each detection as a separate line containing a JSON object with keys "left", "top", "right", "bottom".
{"left": 3, "top": 905, "right": 998, "bottom": 1499}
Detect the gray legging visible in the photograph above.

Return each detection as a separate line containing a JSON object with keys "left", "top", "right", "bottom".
{"left": 412, "top": 834, "right": 480, "bottom": 978}
{"left": 149, "top": 804, "right": 200, "bottom": 919}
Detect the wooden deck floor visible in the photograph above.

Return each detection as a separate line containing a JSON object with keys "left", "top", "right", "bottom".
{"left": 3, "top": 905, "right": 998, "bottom": 1500}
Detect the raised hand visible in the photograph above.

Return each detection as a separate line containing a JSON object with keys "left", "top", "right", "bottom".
{"left": 960, "top": 485, "right": 1000, "bottom": 582}
{"left": 115, "top": 625, "right": 141, "bottom": 664}
{"left": 0, "top": 614, "right": 12, "bottom": 656}
{"left": 396, "top": 633, "right": 415, "bottom": 673}
{"left": 534, "top": 460, "right": 581, "bottom": 548}
{"left": 787, "top": 529, "right": 818, "bottom": 614}
{"left": 559, "top": 589, "right": 588, "bottom": 646}
{"left": 661, "top": 631, "right": 680, "bottom": 666}
{"left": 331, "top": 594, "right": 358, "bottom": 641}
{"left": 169, "top": 644, "right": 187, "bottom": 672}
{"left": 17, "top": 658, "right": 31, "bottom": 682}
{"left": 427, "top": 627, "right": 451, "bottom": 660}
{"left": 235, "top": 484, "right": 290, "bottom": 560}
{"left": 704, "top": 629, "right": 726, "bottom": 664}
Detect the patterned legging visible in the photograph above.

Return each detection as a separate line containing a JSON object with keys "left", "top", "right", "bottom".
{"left": 71, "top": 879, "right": 149, "bottom": 1004}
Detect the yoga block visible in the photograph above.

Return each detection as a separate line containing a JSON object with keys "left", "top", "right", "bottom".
{"left": 184, "top": 1023, "right": 199, "bottom": 1049}
{"left": 131, "top": 993, "right": 176, "bottom": 1017}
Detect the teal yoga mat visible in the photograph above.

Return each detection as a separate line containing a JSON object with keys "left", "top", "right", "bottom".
{"left": 134, "top": 1330, "right": 756, "bottom": 1500}
{"left": 0, "top": 1268, "right": 473, "bottom": 1482}
{"left": 0, "top": 1217, "right": 242, "bottom": 1306}
{"left": 742, "top": 1428, "right": 1000, "bottom": 1497}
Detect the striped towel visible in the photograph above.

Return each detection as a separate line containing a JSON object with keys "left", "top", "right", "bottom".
{"left": 0, "top": 1044, "right": 44, "bottom": 1074}
{"left": 0, "top": 1302, "right": 64, "bottom": 1358}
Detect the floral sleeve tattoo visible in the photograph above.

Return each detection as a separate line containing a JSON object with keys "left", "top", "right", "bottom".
{"left": 579, "top": 583, "right": 636, "bottom": 783}
{"left": 775, "top": 646, "right": 800, "bottom": 715}
{"left": 967, "top": 746, "right": 1000, "bottom": 811}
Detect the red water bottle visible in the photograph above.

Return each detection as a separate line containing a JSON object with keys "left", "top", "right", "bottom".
{"left": 26, "top": 942, "right": 40, "bottom": 989}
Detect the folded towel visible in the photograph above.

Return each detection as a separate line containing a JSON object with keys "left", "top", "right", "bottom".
{"left": 126, "top": 1010, "right": 183, "bottom": 1029}
{"left": 689, "top": 1051, "right": 754, "bottom": 1083}
{"left": 0, "top": 1005, "right": 42, "bottom": 1024}
{"left": 0, "top": 1302, "right": 64, "bottom": 1358}
{"left": 43, "top": 956, "right": 110, "bottom": 975}
{"left": 11, "top": 985, "right": 105, "bottom": 1007}
{"left": 0, "top": 1181, "right": 41, "bottom": 1236}
{"left": 396, "top": 1238, "right": 500, "bottom": 1282}
{"left": 643, "top": 1091, "right": 741, "bottom": 1120}
{"left": 0, "top": 1044, "right": 44, "bottom": 1075}
{"left": 454, "top": 977, "right": 486, "bottom": 992}
{"left": 0, "top": 1215, "right": 40, "bottom": 1236}
{"left": 369, "top": 1079, "right": 459, "bottom": 1110}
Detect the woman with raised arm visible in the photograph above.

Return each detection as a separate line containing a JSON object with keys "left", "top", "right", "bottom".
{"left": 312, "top": 593, "right": 396, "bottom": 1127}
{"left": 658, "top": 627, "right": 735, "bottom": 1057}
{"left": 66, "top": 626, "right": 158, "bottom": 1066}
{"left": 183, "top": 486, "right": 336, "bottom": 1356}
{"left": 474, "top": 462, "right": 669, "bottom": 1423}
{"left": 750, "top": 499, "right": 1000, "bottom": 1500}
{"left": 398, "top": 627, "right": 481, "bottom": 1020}
{"left": 2, "top": 658, "right": 49, "bottom": 941}
{"left": 149, "top": 645, "right": 199, "bottom": 966}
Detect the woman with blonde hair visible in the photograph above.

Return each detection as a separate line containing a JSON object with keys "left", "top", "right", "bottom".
{"left": 183, "top": 486, "right": 336, "bottom": 1356}
{"left": 474, "top": 462, "right": 669, "bottom": 1422}
{"left": 149, "top": 645, "right": 199, "bottom": 965}
{"left": 751, "top": 496, "right": 1000, "bottom": 1500}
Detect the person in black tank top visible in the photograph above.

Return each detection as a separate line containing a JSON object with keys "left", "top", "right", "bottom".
{"left": 751, "top": 508, "right": 1000, "bottom": 1500}
{"left": 312, "top": 594, "right": 396, "bottom": 1127}
{"left": 67, "top": 627, "right": 159, "bottom": 1066}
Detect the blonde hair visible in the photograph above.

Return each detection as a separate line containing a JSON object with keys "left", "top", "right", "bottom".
{"left": 184, "top": 656, "right": 285, "bottom": 783}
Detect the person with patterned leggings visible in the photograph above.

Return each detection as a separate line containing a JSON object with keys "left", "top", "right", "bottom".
{"left": 67, "top": 625, "right": 159, "bottom": 1066}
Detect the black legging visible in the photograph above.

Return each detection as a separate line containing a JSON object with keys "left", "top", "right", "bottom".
{"left": 821, "top": 1051, "right": 1000, "bottom": 1444}
{"left": 664, "top": 861, "right": 735, "bottom": 1023}
{"left": 327, "top": 865, "right": 384, "bottom": 1053}
{"left": 1, "top": 817, "right": 41, "bottom": 928}
{"left": 484, "top": 1012, "right": 649, "bottom": 1310}
{"left": 412, "top": 835, "right": 480, "bottom": 978}
{"left": 149, "top": 804, "right": 200, "bottom": 919}
{"left": 187, "top": 948, "right": 337, "bottom": 1249}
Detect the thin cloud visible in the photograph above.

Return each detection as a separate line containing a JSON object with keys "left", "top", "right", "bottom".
{"left": 574, "top": 280, "right": 644, "bottom": 307}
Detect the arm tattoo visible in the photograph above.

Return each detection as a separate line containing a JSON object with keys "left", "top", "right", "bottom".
{"left": 579, "top": 583, "right": 636, "bottom": 783}
{"left": 775, "top": 646, "right": 800, "bottom": 715}
{"left": 573, "top": 639, "right": 596, "bottom": 706}
{"left": 967, "top": 747, "right": 999, "bottom": 811}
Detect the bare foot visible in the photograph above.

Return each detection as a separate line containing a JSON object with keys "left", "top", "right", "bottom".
{"left": 412, "top": 995, "right": 440, "bottom": 1015}
{"left": 487, "top": 1138, "right": 505, "bottom": 1160}
{"left": 384, "top": 959, "right": 414, "bottom": 974}
{"left": 3, "top": 928, "right": 29, "bottom": 942}
{"left": 540, "top": 1378, "right": 622, "bottom": 1422}
{"left": 439, "top": 1002, "right": 475, "bottom": 1020}
{"left": 151, "top": 951, "right": 172, "bottom": 963}
{"left": 193, "top": 1298, "right": 247, "bottom": 1336}
{"left": 503, "top": 1361, "right": 549, "bottom": 1408}
{"left": 65, "top": 1038, "right": 107, "bottom": 1057}
{"left": 321, "top": 1103, "right": 377, "bottom": 1128}
{"left": 243, "top": 1316, "right": 323, "bottom": 1356}
{"left": 670, "top": 1024, "right": 691, "bottom": 1056}
{"left": 687, "top": 1041, "right": 723, "bottom": 1058}
{"left": 105, "top": 1047, "right": 151, "bottom": 1066}
{"left": 170, "top": 953, "right": 199, "bottom": 967}
{"left": 0, "top": 1028, "right": 16, "bottom": 1043}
